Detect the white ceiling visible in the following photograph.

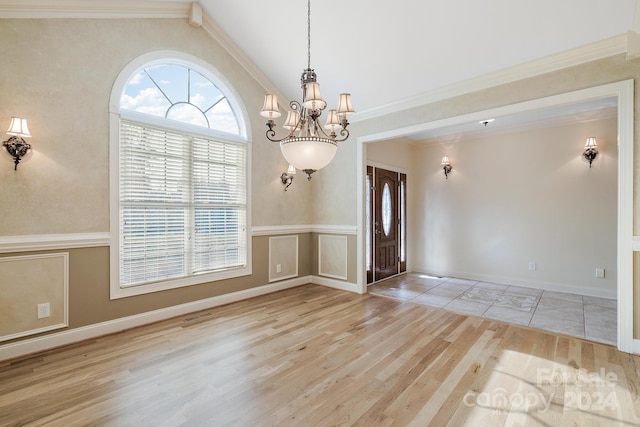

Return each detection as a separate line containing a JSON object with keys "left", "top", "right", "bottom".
{"left": 4, "top": 0, "right": 635, "bottom": 139}
{"left": 187, "top": 0, "right": 636, "bottom": 116}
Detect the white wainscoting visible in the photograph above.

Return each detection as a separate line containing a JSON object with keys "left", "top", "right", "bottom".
{"left": 269, "top": 235, "right": 298, "bottom": 282}
{"left": 318, "top": 234, "right": 348, "bottom": 281}
{"left": 0, "top": 252, "right": 69, "bottom": 342}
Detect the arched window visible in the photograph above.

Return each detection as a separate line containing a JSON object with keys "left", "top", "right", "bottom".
{"left": 109, "top": 53, "right": 250, "bottom": 298}
{"left": 120, "top": 63, "right": 241, "bottom": 135}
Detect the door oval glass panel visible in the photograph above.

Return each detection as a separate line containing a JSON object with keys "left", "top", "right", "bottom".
{"left": 382, "top": 182, "right": 392, "bottom": 236}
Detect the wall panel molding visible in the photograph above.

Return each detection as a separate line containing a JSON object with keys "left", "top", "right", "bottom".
{"left": 269, "top": 235, "right": 298, "bottom": 283}
{"left": 0, "top": 233, "right": 110, "bottom": 253}
{"left": 318, "top": 235, "right": 348, "bottom": 280}
{"left": 0, "top": 253, "right": 69, "bottom": 342}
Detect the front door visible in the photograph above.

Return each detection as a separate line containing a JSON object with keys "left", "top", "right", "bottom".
{"left": 367, "top": 167, "right": 406, "bottom": 283}
{"left": 375, "top": 168, "right": 399, "bottom": 281}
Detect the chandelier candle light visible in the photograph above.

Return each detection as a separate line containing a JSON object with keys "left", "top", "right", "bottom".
{"left": 260, "top": 0, "right": 355, "bottom": 180}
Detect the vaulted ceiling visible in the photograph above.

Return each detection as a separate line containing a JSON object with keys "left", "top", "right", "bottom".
{"left": 191, "top": 0, "right": 637, "bottom": 116}
{"left": 2, "top": 0, "right": 637, "bottom": 130}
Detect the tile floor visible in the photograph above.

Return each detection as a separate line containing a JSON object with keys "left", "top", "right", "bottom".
{"left": 368, "top": 273, "right": 617, "bottom": 346}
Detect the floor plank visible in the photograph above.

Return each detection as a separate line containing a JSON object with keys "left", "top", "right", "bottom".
{"left": 0, "top": 284, "right": 638, "bottom": 426}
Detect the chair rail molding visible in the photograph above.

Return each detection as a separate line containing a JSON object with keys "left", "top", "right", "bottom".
{"left": 0, "top": 233, "right": 110, "bottom": 253}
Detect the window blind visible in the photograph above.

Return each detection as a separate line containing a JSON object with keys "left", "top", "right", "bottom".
{"left": 119, "top": 120, "right": 247, "bottom": 287}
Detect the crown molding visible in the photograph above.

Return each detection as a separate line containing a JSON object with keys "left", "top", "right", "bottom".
{"left": 200, "top": 12, "right": 285, "bottom": 100}
{"left": 0, "top": 0, "right": 190, "bottom": 18}
{"left": 353, "top": 34, "right": 628, "bottom": 122}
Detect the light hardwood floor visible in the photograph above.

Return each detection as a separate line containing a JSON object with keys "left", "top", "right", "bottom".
{"left": 1, "top": 284, "right": 639, "bottom": 426}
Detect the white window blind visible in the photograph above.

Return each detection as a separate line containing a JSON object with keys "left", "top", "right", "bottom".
{"left": 119, "top": 120, "right": 247, "bottom": 287}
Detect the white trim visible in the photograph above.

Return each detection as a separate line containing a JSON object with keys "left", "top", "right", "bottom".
{"left": 0, "top": 233, "right": 110, "bottom": 253}
{"left": 252, "top": 224, "right": 357, "bottom": 236}
{"left": 633, "top": 236, "right": 640, "bottom": 251}
{"left": 357, "top": 79, "right": 635, "bottom": 353}
{"left": 200, "top": 11, "right": 285, "bottom": 101}
{"left": 0, "top": 253, "right": 69, "bottom": 342}
{"left": 252, "top": 225, "right": 315, "bottom": 236}
{"left": 311, "top": 275, "right": 359, "bottom": 294}
{"left": 188, "top": 2, "right": 202, "bottom": 27}
{"left": 0, "top": 0, "right": 190, "bottom": 18}
{"left": 366, "top": 161, "right": 410, "bottom": 176}
{"left": 0, "top": 276, "right": 311, "bottom": 363}
{"left": 633, "top": 339, "right": 640, "bottom": 355}
{"left": 312, "top": 225, "right": 357, "bottom": 235}
{"left": 616, "top": 79, "right": 635, "bottom": 354}
{"left": 318, "top": 234, "right": 349, "bottom": 280}
{"left": 268, "top": 235, "right": 299, "bottom": 283}
{"left": 354, "top": 35, "right": 627, "bottom": 122}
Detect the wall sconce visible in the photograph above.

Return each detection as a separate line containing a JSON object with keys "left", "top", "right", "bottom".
{"left": 281, "top": 164, "right": 296, "bottom": 191}
{"left": 583, "top": 137, "right": 598, "bottom": 168}
{"left": 3, "top": 117, "right": 31, "bottom": 170}
{"left": 441, "top": 155, "right": 452, "bottom": 179}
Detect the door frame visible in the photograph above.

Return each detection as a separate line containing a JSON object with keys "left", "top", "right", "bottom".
{"left": 355, "top": 80, "right": 634, "bottom": 353}
{"left": 366, "top": 165, "right": 407, "bottom": 284}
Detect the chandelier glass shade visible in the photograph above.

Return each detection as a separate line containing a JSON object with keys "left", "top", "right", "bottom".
{"left": 260, "top": 0, "right": 354, "bottom": 180}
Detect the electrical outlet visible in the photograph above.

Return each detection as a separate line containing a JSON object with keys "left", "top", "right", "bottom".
{"left": 37, "top": 302, "right": 50, "bottom": 319}
{"left": 528, "top": 261, "right": 536, "bottom": 271}
{"left": 276, "top": 263, "right": 282, "bottom": 273}
{"left": 595, "top": 268, "right": 605, "bottom": 278}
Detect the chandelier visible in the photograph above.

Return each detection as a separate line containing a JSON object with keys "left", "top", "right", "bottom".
{"left": 260, "top": 0, "right": 355, "bottom": 180}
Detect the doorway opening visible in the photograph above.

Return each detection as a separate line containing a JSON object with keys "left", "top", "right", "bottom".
{"left": 356, "top": 80, "right": 634, "bottom": 352}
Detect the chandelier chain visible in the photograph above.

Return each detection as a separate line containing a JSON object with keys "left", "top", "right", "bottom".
{"left": 307, "top": 0, "right": 311, "bottom": 70}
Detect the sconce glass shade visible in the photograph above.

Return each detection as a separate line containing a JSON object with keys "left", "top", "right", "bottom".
{"left": 6, "top": 117, "right": 31, "bottom": 138}
{"left": 280, "top": 138, "right": 337, "bottom": 174}
{"left": 260, "top": 94, "right": 281, "bottom": 119}
{"left": 302, "top": 82, "right": 327, "bottom": 110}
{"left": 286, "top": 164, "right": 296, "bottom": 175}
{"left": 441, "top": 155, "right": 450, "bottom": 165}
{"left": 584, "top": 137, "right": 598, "bottom": 149}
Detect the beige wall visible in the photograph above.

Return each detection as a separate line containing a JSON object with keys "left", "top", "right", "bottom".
{"left": 366, "top": 138, "right": 413, "bottom": 171}
{"left": 0, "top": 18, "right": 312, "bottom": 233}
{"left": 410, "top": 117, "right": 617, "bottom": 297}
{"left": 364, "top": 119, "right": 617, "bottom": 297}
{"left": 0, "top": 18, "right": 318, "bottom": 348}
{"left": 312, "top": 54, "right": 640, "bottom": 337}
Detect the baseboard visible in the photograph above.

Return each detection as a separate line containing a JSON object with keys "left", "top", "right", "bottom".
{"left": 312, "top": 275, "right": 360, "bottom": 293}
{"left": 412, "top": 268, "right": 617, "bottom": 299}
{"left": 0, "top": 276, "right": 311, "bottom": 363}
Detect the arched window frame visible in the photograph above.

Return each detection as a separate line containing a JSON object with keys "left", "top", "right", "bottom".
{"left": 109, "top": 51, "right": 252, "bottom": 299}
